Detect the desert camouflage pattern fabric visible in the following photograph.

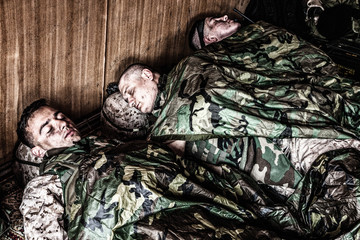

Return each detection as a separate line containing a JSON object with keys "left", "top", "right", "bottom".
{"left": 101, "top": 92, "right": 149, "bottom": 141}
{"left": 150, "top": 21, "right": 360, "bottom": 141}
{"left": 20, "top": 174, "right": 67, "bottom": 240}
{"left": 26, "top": 134, "right": 360, "bottom": 240}
{"left": 14, "top": 142, "right": 42, "bottom": 185}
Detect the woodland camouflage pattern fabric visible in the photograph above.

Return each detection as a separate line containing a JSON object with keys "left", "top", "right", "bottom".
{"left": 37, "top": 135, "right": 360, "bottom": 239}
{"left": 185, "top": 137, "right": 302, "bottom": 191}
{"left": 150, "top": 21, "right": 360, "bottom": 141}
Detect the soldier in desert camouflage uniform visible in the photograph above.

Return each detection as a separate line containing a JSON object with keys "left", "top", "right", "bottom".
{"left": 16, "top": 99, "right": 81, "bottom": 239}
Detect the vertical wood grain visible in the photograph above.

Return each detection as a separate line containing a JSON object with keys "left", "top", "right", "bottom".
{"left": 0, "top": 0, "right": 107, "bottom": 163}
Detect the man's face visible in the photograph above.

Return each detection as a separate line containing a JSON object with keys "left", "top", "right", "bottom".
{"left": 27, "top": 106, "right": 81, "bottom": 151}
{"left": 204, "top": 15, "right": 241, "bottom": 43}
{"left": 119, "top": 70, "right": 158, "bottom": 113}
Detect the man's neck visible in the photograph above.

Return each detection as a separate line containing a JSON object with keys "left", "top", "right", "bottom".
{"left": 153, "top": 72, "right": 160, "bottom": 84}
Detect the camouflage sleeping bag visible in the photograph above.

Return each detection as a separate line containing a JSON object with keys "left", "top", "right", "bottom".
{"left": 150, "top": 21, "right": 360, "bottom": 141}
{"left": 41, "top": 135, "right": 360, "bottom": 240}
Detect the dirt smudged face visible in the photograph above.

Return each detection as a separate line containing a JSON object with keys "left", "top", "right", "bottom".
{"left": 27, "top": 106, "right": 81, "bottom": 151}
{"left": 119, "top": 69, "right": 159, "bottom": 113}
{"left": 204, "top": 15, "right": 241, "bottom": 44}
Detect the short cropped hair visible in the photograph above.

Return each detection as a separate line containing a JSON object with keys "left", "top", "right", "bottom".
{"left": 17, "top": 99, "right": 48, "bottom": 148}
{"left": 119, "top": 63, "right": 153, "bottom": 84}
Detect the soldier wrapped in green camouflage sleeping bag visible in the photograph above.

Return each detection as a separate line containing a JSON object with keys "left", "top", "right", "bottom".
{"left": 150, "top": 21, "right": 360, "bottom": 141}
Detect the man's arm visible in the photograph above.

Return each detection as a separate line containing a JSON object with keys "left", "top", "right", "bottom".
{"left": 20, "top": 174, "right": 68, "bottom": 240}
{"left": 166, "top": 140, "right": 186, "bottom": 156}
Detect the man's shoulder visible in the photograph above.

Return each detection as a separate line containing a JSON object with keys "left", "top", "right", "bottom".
{"left": 23, "top": 174, "right": 61, "bottom": 193}
{"left": 229, "top": 21, "right": 287, "bottom": 39}
{"left": 218, "top": 20, "right": 299, "bottom": 50}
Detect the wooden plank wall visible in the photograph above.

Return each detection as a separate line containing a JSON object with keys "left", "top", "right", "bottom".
{"left": 0, "top": 0, "right": 248, "bottom": 165}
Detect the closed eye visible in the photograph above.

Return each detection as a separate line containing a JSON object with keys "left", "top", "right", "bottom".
{"left": 46, "top": 127, "right": 54, "bottom": 136}
{"left": 123, "top": 87, "right": 129, "bottom": 99}
{"left": 208, "top": 18, "right": 214, "bottom": 25}
{"left": 125, "top": 88, "right": 134, "bottom": 98}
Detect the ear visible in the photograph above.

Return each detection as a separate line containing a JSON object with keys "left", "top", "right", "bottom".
{"left": 204, "top": 35, "right": 218, "bottom": 44}
{"left": 31, "top": 146, "right": 47, "bottom": 158}
{"left": 141, "top": 69, "right": 153, "bottom": 81}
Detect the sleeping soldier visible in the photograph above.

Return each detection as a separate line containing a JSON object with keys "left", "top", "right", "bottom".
{"left": 17, "top": 99, "right": 116, "bottom": 239}
{"left": 189, "top": 1, "right": 360, "bottom": 50}
{"left": 116, "top": 61, "right": 360, "bottom": 180}
{"left": 189, "top": 0, "right": 317, "bottom": 50}
{"left": 18, "top": 99, "right": 309, "bottom": 239}
{"left": 117, "top": 20, "right": 360, "bottom": 193}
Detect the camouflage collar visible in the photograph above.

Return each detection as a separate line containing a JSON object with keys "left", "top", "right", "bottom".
{"left": 151, "top": 74, "right": 167, "bottom": 118}
{"left": 45, "top": 146, "right": 70, "bottom": 158}
{"left": 44, "top": 137, "right": 96, "bottom": 159}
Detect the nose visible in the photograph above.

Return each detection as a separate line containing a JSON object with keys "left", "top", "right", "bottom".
{"left": 55, "top": 118, "right": 67, "bottom": 130}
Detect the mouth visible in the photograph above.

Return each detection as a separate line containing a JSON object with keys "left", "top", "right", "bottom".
{"left": 130, "top": 102, "right": 141, "bottom": 110}
{"left": 65, "top": 128, "right": 74, "bottom": 139}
